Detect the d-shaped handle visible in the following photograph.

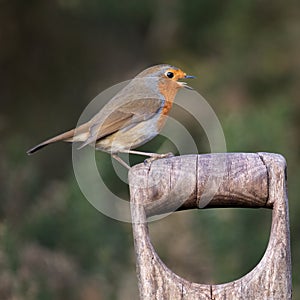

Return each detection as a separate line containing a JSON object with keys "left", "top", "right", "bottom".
{"left": 129, "top": 153, "right": 291, "bottom": 300}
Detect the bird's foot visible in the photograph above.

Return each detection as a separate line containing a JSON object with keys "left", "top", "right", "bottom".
{"left": 144, "top": 152, "right": 174, "bottom": 165}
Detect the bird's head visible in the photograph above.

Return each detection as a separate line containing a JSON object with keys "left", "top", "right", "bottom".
{"left": 136, "top": 64, "right": 195, "bottom": 90}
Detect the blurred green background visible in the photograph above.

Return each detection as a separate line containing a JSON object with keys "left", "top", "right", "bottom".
{"left": 1, "top": 0, "right": 299, "bottom": 299}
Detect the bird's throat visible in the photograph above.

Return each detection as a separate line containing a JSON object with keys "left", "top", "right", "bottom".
{"left": 158, "top": 80, "right": 179, "bottom": 116}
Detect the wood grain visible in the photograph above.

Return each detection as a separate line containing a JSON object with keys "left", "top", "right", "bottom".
{"left": 128, "top": 153, "right": 292, "bottom": 300}
{"left": 129, "top": 153, "right": 269, "bottom": 218}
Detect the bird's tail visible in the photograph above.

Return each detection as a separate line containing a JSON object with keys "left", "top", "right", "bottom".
{"left": 27, "top": 120, "right": 91, "bottom": 155}
{"left": 27, "top": 128, "right": 77, "bottom": 155}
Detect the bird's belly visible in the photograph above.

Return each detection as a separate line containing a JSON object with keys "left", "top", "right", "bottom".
{"left": 95, "top": 114, "right": 164, "bottom": 153}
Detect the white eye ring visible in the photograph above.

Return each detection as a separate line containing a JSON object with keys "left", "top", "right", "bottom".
{"left": 165, "top": 71, "right": 174, "bottom": 78}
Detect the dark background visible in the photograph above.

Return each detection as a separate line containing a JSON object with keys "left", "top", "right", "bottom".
{"left": 1, "top": 0, "right": 299, "bottom": 299}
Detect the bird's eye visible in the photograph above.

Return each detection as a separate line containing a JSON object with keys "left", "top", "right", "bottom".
{"left": 166, "top": 71, "right": 174, "bottom": 78}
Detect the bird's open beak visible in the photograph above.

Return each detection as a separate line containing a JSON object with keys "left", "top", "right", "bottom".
{"left": 184, "top": 75, "right": 196, "bottom": 79}
{"left": 178, "top": 74, "right": 195, "bottom": 90}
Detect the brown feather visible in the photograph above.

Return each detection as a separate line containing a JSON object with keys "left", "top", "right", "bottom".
{"left": 26, "top": 122, "right": 90, "bottom": 154}
{"left": 78, "top": 98, "right": 162, "bottom": 148}
{"left": 26, "top": 129, "right": 76, "bottom": 154}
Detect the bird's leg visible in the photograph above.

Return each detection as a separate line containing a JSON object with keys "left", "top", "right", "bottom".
{"left": 111, "top": 154, "right": 131, "bottom": 169}
{"left": 119, "top": 150, "right": 174, "bottom": 164}
{"left": 143, "top": 153, "right": 174, "bottom": 164}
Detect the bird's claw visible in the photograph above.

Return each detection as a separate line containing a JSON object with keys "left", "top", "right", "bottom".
{"left": 144, "top": 152, "right": 174, "bottom": 165}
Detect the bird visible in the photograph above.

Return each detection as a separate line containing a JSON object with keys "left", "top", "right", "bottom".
{"left": 27, "top": 64, "right": 195, "bottom": 168}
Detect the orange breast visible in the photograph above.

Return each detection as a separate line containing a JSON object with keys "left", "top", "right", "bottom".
{"left": 159, "top": 80, "right": 178, "bottom": 112}
{"left": 156, "top": 79, "right": 179, "bottom": 129}
{"left": 162, "top": 99, "right": 173, "bottom": 116}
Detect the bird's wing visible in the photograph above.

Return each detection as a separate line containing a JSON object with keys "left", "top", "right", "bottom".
{"left": 78, "top": 98, "right": 163, "bottom": 148}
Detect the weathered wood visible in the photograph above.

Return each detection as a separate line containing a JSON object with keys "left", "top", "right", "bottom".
{"left": 129, "top": 153, "right": 269, "bottom": 218}
{"left": 128, "top": 153, "right": 292, "bottom": 300}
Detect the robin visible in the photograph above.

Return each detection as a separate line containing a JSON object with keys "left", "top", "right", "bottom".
{"left": 27, "top": 64, "right": 195, "bottom": 168}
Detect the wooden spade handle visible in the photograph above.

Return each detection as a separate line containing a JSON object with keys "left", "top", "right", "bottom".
{"left": 129, "top": 153, "right": 291, "bottom": 300}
